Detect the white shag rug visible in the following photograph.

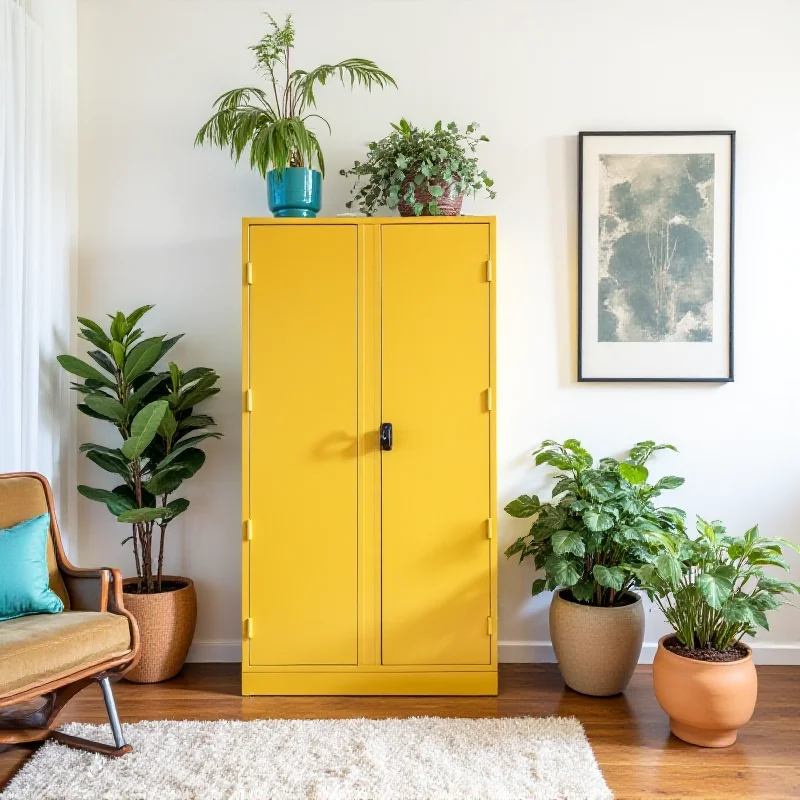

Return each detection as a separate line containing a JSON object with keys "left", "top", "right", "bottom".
{"left": 2, "top": 716, "right": 612, "bottom": 800}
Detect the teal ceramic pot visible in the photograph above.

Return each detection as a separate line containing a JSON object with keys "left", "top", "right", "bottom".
{"left": 267, "top": 167, "right": 322, "bottom": 218}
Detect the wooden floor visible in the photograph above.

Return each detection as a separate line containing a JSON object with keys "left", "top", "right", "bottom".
{"left": 1, "top": 663, "right": 798, "bottom": 798}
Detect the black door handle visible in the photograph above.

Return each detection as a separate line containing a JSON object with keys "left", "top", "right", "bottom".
{"left": 380, "top": 422, "right": 393, "bottom": 451}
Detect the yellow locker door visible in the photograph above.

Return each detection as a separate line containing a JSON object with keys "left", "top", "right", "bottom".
{"left": 380, "top": 222, "right": 492, "bottom": 666}
{"left": 248, "top": 224, "right": 359, "bottom": 666}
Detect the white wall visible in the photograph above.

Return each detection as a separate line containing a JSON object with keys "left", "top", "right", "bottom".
{"left": 76, "top": 0, "right": 800, "bottom": 663}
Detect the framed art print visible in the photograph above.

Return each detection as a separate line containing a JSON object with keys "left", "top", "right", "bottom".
{"left": 578, "top": 131, "right": 735, "bottom": 381}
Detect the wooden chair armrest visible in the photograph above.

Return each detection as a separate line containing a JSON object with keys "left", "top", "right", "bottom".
{"left": 61, "top": 567, "right": 111, "bottom": 612}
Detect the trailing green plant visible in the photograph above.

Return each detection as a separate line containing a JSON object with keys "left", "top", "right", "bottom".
{"left": 505, "top": 439, "right": 686, "bottom": 607}
{"left": 632, "top": 516, "right": 800, "bottom": 651}
{"left": 341, "top": 118, "right": 496, "bottom": 216}
{"left": 195, "top": 13, "right": 396, "bottom": 177}
{"left": 57, "top": 306, "right": 221, "bottom": 594}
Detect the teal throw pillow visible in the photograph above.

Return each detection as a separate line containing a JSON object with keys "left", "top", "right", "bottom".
{"left": 0, "top": 513, "right": 64, "bottom": 621}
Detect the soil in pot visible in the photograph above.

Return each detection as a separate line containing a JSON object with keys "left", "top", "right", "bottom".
{"left": 122, "top": 576, "right": 197, "bottom": 684}
{"left": 549, "top": 589, "right": 645, "bottom": 697}
{"left": 663, "top": 635, "right": 749, "bottom": 663}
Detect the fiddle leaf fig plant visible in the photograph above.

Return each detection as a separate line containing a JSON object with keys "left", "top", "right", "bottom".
{"left": 631, "top": 516, "right": 800, "bottom": 651}
{"left": 341, "top": 118, "right": 496, "bottom": 216}
{"left": 505, "top": 439, "right": 686, "bottom": 607}
{"left": 58, "top": 306, "right": 222, "bottom": 593}
{"left": 195, "top": 13, "right": 396, "bottom": 177}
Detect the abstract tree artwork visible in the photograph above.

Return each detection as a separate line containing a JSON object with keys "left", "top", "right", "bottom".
{"left": 598, "top": 154, "right": 714, "bottom": 343}
{"left": 579, "top": 132, "right": 734, "bottom": 381}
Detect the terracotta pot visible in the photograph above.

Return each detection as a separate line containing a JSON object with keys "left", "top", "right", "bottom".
{"left": 397, "top": 175, "right": 463, "bottom": 217}
{"left": 653, "top": 634, "right": 757, "bottom": 747}
{"left": 121, "top": 576, "right": 197, "bottom": 683}
{"left": 549, "top": 589, "right": 644, "bottom": 696}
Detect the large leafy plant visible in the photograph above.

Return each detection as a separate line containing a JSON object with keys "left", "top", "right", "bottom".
{"left": 195, "top": 14, "right": 395, "bottom": 177}
{"left": 58, "top": 306, "right": 221, "bottom": 593}
{"left": 632, "top": 516, "right": 800, "bottom": 650}
{"left": 341, "top": 118, "right": 496, "bottom": 216}
{"left": 505, "top": 439, "right": 685, "bottom": 607}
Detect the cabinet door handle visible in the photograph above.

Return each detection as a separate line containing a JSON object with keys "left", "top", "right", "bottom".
{"left": 380, "top": 422, "right": 393, "bottom": 451}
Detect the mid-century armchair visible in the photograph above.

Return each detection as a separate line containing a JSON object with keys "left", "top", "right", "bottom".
{"left": 0, "top": 473, "right": 140, "bottom": 756}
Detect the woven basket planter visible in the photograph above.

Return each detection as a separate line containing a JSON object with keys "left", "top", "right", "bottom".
{"left": 397, "top": 175, "right": 463, "bottom": 217}
{"left": 122, "top": 575, "right": 197, "bottom": 683}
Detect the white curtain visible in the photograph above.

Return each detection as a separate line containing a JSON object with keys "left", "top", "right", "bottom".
{"left": 0, "top": 0, "right": 78, "bottom": 551}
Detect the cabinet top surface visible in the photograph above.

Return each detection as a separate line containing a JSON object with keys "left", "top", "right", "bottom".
{"left": 243, "top": 216, "right": 495, "bottom": 226}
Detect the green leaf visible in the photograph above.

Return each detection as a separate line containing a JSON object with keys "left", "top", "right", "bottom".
{"left": 84, "top": 393, "right": 128, "bottom": 423}
{"left": 654, "top": 475, "right": 685, "bottom": 491}
{"left": 177, "top": 414, "right": 215, "bottom": 433}
{"left": 750, "top": 593, "right": 781, "bottom": 611}
{"left": 117, "top": 507, "right": 167, "bottom": 523}
{"left": 428, "top": 184, "right": 444, "bottom": 198}
{"left": 167, "top": 448, "right": 206, "bottom": 477}
{"left": 125, "top": 305, "right": 154, "bottom": 332}
{"left": 123, "top": 337, "right": 164, "bottom": 383}
{"left": 109, "top": 311, "right": 126, "bottom": 342}
{"left": 721, "top": 597, "right": 755, "bottom": 625}
{"left": 619, "top": 463, "right": 648, "bottom": 485}
{"left": 571, "top": 580, "right": 595, "bottom": 603}
{"left": 85, "top": 449, "right": 131, "bottom": 478}
{"left": 750, "top": 607, "right": 770, "bottom": 631}
{"left": 504, "top": 494, "right": 540, "bottom": 518}
{"left": 57, "top": 355, "right": 115, "bottom": 388}
{"left": 126, "top": 372, "right": 169, "bottom": 414}
{"left": 552, "top": 530, "right": 585, "bottom": 557}
{"left": 121, "top": 400, "right": 169, "bottom": 460}
{"left": 158, "top": 407, "right": 178, "bottom": 441}
{"left": 77, "top": 485, "right": 135, "bottom": 516}
{"left": 180, "top": 367, "right": 215, "bottom": 385}
{"left": 145, "top": 465, "right": 190, "bottom": 496}
{"left": 655, "top": 553, "right": 683, "bottom": 587}
{"left": 583, "top": 508, "right": 614, "bottom": 532}
{"left": 169, "top": 362, "right": 181, "bottom": 391}
{"left": 593, "top": 565, "right": 625, "bottom": 591}
{"left": 162, "top": 497, "right": 190, "bottom": 520}
{"left": 156, "top": 432, "right": 221, "bottom": 469}
{"left": 87, "top": 349, "right": 117, "bottom": 375}
{"left": 697, "top": 572, "right": 733, "bottom": 609}
{"left": 545, "top": 555, "right": 581, "bottom": 587}
{"left": 530, "top": 578, "right": 548, "bottom": 596}
{"left": 77, "top": 316, "right": 106, "bottom": 338}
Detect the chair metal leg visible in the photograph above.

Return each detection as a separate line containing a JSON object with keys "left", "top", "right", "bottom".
{"left": 98, "top": 677, "right": 127, "bottom": 750}
{"left": 49, "top": 677, "right": 132, "bottom": 757}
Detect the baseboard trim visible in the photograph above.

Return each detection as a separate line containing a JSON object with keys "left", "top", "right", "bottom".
{"left": 186, "top": 639, "right": 800, "bottom": 666}
{"left": 498, "top": 640, "right": 800, "bottom": 666}
{"left": 186, "top": 640, "right": 241, "bottom": 663}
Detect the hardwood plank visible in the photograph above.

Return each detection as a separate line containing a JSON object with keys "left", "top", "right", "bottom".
{"left": 1, "top": 664, "right": 798, "bottom": 798}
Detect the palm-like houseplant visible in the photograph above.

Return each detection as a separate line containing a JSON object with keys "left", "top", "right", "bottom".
{"left": 504, "top": 438, "right": 685, "bottom": 695}
{"left": 58, "top": 305, "right": 221, "bottom": 681}
{"left": 195, "top": 14, "right": 396, "bottom": 217}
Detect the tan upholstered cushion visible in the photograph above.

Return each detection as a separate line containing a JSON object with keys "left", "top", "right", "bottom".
{"left": 0, "top": 611, "right": 132, "bottom": 697}
{"left": 0, "top": 475, "right": 70, "bottom": 609}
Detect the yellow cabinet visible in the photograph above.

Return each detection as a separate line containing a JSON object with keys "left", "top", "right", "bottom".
{"left": 242, "top": 217, "right": 497, "bottom": 695}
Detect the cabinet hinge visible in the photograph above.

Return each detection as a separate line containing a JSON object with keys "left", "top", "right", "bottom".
{"left": 244, "top": 519, "right": 253, "bottom": 541}
{"left": 486, "top": 518, "right": 493, "bottom": 539}
{"left": 487, "top": 617, "right": 493, "bottom": 636}
{"left": 245, "top": 261, "right": 253, "bottom": 285}
{"left": 245, "top": 388, "right": 253, "bottom": 412}
{"left": 486, "top": 387, "right": 493, "bottom": 412}
{"left": 486, "top": 259, "right": 493, "bottom": 282}
{"left": 245, "top": 618, "right": 254, "bottom": 639}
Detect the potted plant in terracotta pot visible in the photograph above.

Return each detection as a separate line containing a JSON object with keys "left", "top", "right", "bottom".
{"left": 58, "top": 306, "right": 221, "bottom": 683}
{"left": 341, "top": 118, "right": 496, "bottom": 216}
{"left": 195, "top": 13, "right": 395, "bottom": 218}
{"left": 505, "top": 439, "right": 685, "bottom": 696}
{"left": 634, "top": 516, "right": 799, "bottom": 747}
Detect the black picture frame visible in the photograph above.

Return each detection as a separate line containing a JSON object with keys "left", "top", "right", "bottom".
{"left": 578, "top": 130, "right": 735, "bottom": 382}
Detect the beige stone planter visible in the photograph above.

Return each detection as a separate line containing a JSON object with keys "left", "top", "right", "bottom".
{"left": 653, "top": 635, "right": 758, "bottom": 747}
{"left": 549, "top": 589, "right": 644, "bottom": 696}
{"left": 121, "top": 576, "right": 197, "bottom": 684}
